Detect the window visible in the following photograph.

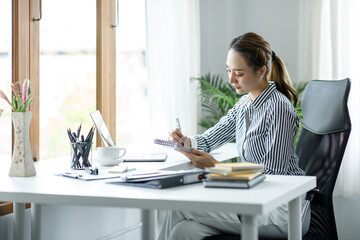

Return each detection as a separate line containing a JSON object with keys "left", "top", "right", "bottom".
{"left": 115, "top": 0, "right": 150, "bottom": 146}
{"left": 0, "top": 0, "right": 12, "bottom": 160}
{"left": 0, "top": 0, "right": 116, "bottom": 216}
{"left": 39, "top": 0, "right": 97, "bottom": 159}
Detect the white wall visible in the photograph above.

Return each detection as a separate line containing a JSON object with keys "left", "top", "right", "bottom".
{"left": 199, "top": 0, "right": 301, "bottom": 83}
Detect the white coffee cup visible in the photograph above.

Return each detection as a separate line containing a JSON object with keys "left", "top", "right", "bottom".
{"left": 97, "top": 146, "right": 126, "bottom": 160}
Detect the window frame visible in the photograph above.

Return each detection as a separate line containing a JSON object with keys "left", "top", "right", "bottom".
{"left": 96, "top": 0, "right": 117, "bottom": 147}
{"left": 0, "top": 0, "right": 116, "bottom": 216}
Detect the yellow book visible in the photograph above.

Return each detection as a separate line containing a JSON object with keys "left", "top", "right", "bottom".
{"left": 207, "top": 171, "right": 263, "bottom": 181}
{"left": 204, "top": 167, "right": 261, "bottom": 176}
{"left": 213, "top": 162, "right": 263, "bottom": 171}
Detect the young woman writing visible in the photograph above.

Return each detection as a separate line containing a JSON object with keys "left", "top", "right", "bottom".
{"left": 159, "top": 32, "right": 308, "bottom": 240}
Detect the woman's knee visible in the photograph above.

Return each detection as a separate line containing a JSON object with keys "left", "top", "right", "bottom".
{"left": 168, "top": 220, "right": 221, "bottom": 240}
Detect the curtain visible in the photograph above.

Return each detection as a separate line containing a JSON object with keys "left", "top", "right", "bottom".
{"left": 146, "top": 0, "right": 201, "bottom": 140}
{"left": 299, "top": 0, "right": 360, "bottom": 196}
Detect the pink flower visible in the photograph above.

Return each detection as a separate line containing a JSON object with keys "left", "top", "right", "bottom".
{"left": 1, "top": 79, "right": 34, "bottom": 112}
{"left": 22, "top": 79, "right": 29, "bottom": 105}
{"left": 0, "top": 89, "right": 12, "bottom": 106}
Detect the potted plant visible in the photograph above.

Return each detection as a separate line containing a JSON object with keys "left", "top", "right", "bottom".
{"left": 191, "top": 73, "right": 307, "bottom": 146}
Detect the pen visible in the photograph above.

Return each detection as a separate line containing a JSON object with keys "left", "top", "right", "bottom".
{"left": 176, "top": 118, "right": 184, "bottom": 145}
{"left": 176, "top": 117, "right": 182, "bottom": 132}
{"left": 88, "top": 129, "right": 94, "bottom": 143}
{"left": 77, "top": 123, "right": 82, "bottom": 139}
{"left": 67, "top": 128, "right": 75, "bottom": 142}
{"left": 63, "top": 172, "right": 82, "bottom": 179}
{"left": 126, "top": 168, "right": 136, "bottom": 173}
{"left": 85, "top": 125, "right": 94, "bottom": 142}
{"left": 72, "top": 132, "right": 78, "bottom": 141}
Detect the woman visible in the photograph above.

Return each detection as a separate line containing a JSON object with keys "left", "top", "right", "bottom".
{"left": 158, "top": 32, "right": 309, "bottom": 240}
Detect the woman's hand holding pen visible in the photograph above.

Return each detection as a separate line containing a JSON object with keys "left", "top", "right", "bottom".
{"left": 169, "top": 128, "right": 219, "bottom": 169}
{"left": 169, "top": 119, "right": 218, "bottom": 169}
{"left": 169, "top": 128, "right": 191, "bottom": 148}
{"left": 178, "top": 147, "right": 218, "bottom": 169}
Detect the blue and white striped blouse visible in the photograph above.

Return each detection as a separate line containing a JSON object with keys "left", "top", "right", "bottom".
{"left": 192, "top": 82, "right": 305, "bottom": 176}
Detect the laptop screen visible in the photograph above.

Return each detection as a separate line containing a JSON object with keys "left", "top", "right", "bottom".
{"left": 90, "top": 110, "right": 115, "bottom": 147}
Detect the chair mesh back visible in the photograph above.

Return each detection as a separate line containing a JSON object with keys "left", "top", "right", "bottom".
{"left": 297, "top": 130, "right": 350, "bottom": 239}
{"left": 296, "top": 79, "right": 351, "bottom": 240}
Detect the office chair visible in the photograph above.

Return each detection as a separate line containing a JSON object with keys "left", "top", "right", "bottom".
{"left": 204, "top": 78, "right": 351, "bottom": 240}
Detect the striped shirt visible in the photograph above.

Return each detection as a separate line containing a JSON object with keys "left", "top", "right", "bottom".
{"left": 192, "top": 82, "right": 305, "bottom": 176}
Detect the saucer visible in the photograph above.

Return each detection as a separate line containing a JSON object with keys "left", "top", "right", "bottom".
{"left": 94, "top": 157, "right": 124, "bottom": 166}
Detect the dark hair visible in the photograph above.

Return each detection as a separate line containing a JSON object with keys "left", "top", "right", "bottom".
{"left": 229, "top": 32, "right": 298, "bottom": 106}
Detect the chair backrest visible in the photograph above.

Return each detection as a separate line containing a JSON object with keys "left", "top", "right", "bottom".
{"left": 296, "top": 79, "right": 351, "bottom": 240}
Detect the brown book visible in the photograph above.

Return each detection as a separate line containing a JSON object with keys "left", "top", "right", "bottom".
{"left": 204, "top": 167, "right": 261, "bottom": 176}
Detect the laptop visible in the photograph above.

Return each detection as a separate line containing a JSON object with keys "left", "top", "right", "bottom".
{"left": 90, "top": 110, "right": 115, "bottom": 147}
{"left": 90, "top": 110, "right": 166, "bottom": 162}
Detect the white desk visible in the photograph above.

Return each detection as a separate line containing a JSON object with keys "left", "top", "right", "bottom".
{"left": 0, "top": 143, "right": 316, "bottom": 240}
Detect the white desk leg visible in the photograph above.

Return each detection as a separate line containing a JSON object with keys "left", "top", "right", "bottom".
{"left": 142, "top": 209, "right": 156, "bottom": 240}
{"left": 31, "top": 203, "right": 42, "bottom": 240}
{"left": 241, "top": 215, "right": 258, "bottom": 240}
{"left": 13, "top": 202, "right": 25, "bottom": 240}
{"left": 288, "top": 196, "right": 301, "bottom": 240}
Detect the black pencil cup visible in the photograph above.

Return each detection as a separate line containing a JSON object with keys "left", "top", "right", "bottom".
{"left": 70, "top": 142, "right": 93, "bottom": 170}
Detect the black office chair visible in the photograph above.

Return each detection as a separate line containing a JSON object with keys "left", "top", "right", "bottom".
{"left": 204, "top": 78, "right": 351, "bottom": 240}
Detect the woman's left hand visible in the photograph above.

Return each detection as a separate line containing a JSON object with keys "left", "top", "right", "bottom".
{"left": 178, "top": 147, "right": 218, "bottom": 169}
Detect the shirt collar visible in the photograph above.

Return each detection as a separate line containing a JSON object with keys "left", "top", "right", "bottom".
{"left": 250, "top": 81, "right": 277, "bottom": 109}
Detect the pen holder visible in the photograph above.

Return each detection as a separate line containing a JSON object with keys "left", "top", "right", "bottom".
{"left": 70, "top": 142, "right": 93, "bottom": 170}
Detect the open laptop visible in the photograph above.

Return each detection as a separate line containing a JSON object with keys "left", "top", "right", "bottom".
{"left": 90, "top": 110, "right": 167, "bottom": 162}
{"left": 90, "top": 110, "right": 115, "bottom": 147}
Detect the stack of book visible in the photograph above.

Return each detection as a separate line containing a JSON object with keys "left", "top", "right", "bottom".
{"left": 203, "top": 162, "right": 266, "bottom": 188}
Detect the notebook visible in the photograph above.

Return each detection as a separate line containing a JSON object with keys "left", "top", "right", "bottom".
{"left": 55, "top": 171, "right": 121, "bottom": 181}
{"left": 212, "top": 162, "right": 264, "bottom": 171}
{"left": 154, "top": 139, "right": 198, "bottom": 155}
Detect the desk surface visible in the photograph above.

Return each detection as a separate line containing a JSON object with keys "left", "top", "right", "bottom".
{"left": 0, "top": 143, "right": 316, "bottom": 215}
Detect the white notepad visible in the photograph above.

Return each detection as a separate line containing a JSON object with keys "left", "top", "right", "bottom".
{"left": 154, "top": 139, "right": 197, "bottom": 155}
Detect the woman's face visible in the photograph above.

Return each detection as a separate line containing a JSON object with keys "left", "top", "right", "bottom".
{"left": 226, "top": 48, "right": 267, "bottom": 99}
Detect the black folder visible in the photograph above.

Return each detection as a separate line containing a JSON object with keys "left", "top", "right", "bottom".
{"left": 107, "top": 169, "right": 205, "bottom": 189}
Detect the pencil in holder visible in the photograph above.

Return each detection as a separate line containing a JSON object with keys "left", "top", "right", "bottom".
{"left": 70, "top": 142, "right": 93, "bottom": 170}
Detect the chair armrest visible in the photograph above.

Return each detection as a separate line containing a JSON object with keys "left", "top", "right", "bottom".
{"left": 306, "top": 188, "right": 320, "bottom": 201}
{"left": 301, "top": 188, "right": 319, "bottom": 224}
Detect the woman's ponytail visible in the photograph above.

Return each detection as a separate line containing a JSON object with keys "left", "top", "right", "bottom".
{"left": 269, "top": 52, "right": 298, "bottom": 107}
